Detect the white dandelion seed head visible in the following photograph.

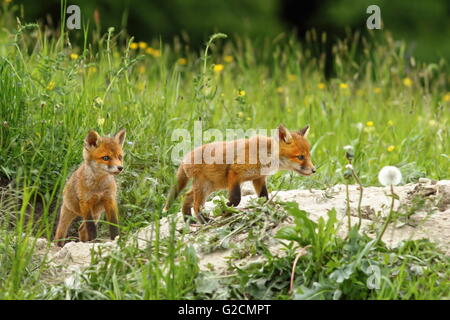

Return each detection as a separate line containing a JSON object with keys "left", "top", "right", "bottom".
{"left": 378, "top": 166, "right": 402, "bottom": 186}
{"left": 343, "top": 145, "right": 353, "bottom": 152}
{"left": 345, "top": 164, "right": 353, "bottom": 170}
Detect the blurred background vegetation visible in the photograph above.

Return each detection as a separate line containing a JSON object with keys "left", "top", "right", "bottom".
{"left": 7, "top": 0, "right": 450, "bottom": 62}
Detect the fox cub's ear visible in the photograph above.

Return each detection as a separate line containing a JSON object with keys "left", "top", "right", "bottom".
{"left": 298, "top": 125, "right": 310, "bottom": 138}
{"left": 114, "top": 129, "right": 126, "bottom": 146}
{"left": 278, "top": 124, "right": 292, "bottom": 144}
{"left": 85, "top": 130, "right": 101, "bottom": 148}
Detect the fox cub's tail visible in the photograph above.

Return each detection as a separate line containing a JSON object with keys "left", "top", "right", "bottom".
{"left": 163, "top": 166, "right": 189, "bottom": 212}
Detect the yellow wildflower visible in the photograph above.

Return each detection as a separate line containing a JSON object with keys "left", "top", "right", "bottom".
{"left": 138, "top": 41, "right": 147, "bottom": 49}
{"left": 366, "top": 121, "right": 374, "bottom": 127}
{"left": 287, "top": 107, "right": 292, "bottom": 113}
{"left": 246, "top": 117, "right": 251, "bottom": 121}
{"left": 237, "top": 89, "right": 245, "bottom": 97}
{"left": 150, "top": 48, "right": 161, "bottom": 58}
{"left": 403, "top": 77, "right": 413, "bottom": 87}
{"left": 387, "top": 145, "right": 395, "bottom": 152}
{"left": 224, "top": 55, "right": 233, "bottom": 63}
{"left": 144, "top": 47, "right": 161, "bottom": 57}
{"left": 373, "top": 87, "right": 381, "bottom": 94}
{"left": 97, "top": 118, "right": 105, "bottom": 126}
{"left": 138, "top": 65, "right": 146, "bottom": 74}
{"left": 137, "top": 83, "right": 145, "bottom": 91}
{"left": 340, "top": 83, "right": 349, "bottom": 89}
{"left": 177, "top": 58, "right": 187, "bottom": 65}
{"left": 276, "top": 87, "right": 284, "bottom": 94}
{"left": 88, "top": 66, "right": 97, "bottom": 74}
{"left": 130, "top": 42, "right": 138, "bottom": 50}
{"left": 70, "top": 53, "right": 79, "bottom": 60}
{"left": 304, "top": 95, "right": 313, "bottom": 105}
{"left": 238, "top": 111, "right": 244, "bottom": 118}
{"left": 387, "top": 120, "right": 394, "bottom": 126}
{"left": 443, "top": 92, "right": 450, "bottom": 102}
{"left": 213, "top": 64, "right": 224, "bottom": 73}
{"left": 317, "top": 83, "right": 326, "bottom": 89}
{"left": 46, "top": 81, "right": 55, "bottom": 91}
{"left": 288, "top": 74, "right": 297, "bottom": 82}
{"left": 428, "top": 120, "right": 437, "bottom": 127}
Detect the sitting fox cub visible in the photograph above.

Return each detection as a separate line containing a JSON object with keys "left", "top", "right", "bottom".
{"left": 54, "top": 129, "right": 126, "bottom": 247}
{"left": 164, "top": 124, "right": 315, "bottom": 223}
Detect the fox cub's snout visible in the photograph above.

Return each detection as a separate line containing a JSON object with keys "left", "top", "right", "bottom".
{"left": 54, "top": 129, "right": 126, "bottom": 247}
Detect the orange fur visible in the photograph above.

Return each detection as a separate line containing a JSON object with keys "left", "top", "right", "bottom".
{"left": 164, "top": 124, "right": 315, "bottom": 223}
{"left": 54, "top": 129, "right": 126, "bottom": 247}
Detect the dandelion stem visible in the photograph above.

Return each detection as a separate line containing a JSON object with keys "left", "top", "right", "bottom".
{"left": 351, "top": 170, "right": 363, "bottom": 230}
{"left": 376, "top": 185, "right": 395, "bottom": 245}
{"left": 289, "top": 245, "right": 311, "bottom": 294}
{"left": 345, "top": 181, "right": 351, "bottom": 232}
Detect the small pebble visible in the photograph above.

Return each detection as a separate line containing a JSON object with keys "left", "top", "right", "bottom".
{"left": 35, "top": 238, "right": 48, "bottom": 250}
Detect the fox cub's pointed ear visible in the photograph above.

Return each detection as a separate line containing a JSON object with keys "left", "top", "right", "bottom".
{"left": 114, "top": 129, "right": 126, "bottom": 146}
{"left": 278, "top": 124, "right": 292, "bottom": 144}
{"left": 298, "top": 125, "right": 310, "bottom": 138}
{"left": 85, "top": 130, "right": 101, "bottom": 148}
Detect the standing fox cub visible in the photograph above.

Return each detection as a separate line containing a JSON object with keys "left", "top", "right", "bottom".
{"left": 164, "top": 124, "right": 315, "bottom": 223}
{"left": 54, "top": 129, "right": 126, "bottom": 247}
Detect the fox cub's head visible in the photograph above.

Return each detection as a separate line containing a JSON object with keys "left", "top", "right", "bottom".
{"left": 277, "top": 124, "right": 315, "bottom": 176}
{"left": 83, "top": 129, "right": 126, "bottom": 175}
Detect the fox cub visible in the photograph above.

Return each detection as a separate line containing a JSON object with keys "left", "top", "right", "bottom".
{"left": 54, "top": 129, "right": 126, "bottom": 247}
{"left": 164, "top": 124, "right": 315, "bottom": 223}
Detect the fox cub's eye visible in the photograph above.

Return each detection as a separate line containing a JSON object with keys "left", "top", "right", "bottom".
{"left": 102, "top": 156, "right": 110, "bottom": 161}
{"left": 297, "top": 155, "right": 305, "bottom": 160}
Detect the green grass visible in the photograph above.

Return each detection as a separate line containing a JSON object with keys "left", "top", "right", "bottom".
{"left": 0, "top": 4, "right": 449, "bottom": 300}
{"left": 193, "top": 202, "right": 449, "bottom": 300}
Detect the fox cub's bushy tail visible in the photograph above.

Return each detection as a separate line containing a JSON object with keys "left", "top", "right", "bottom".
{"left": 163, "top": 166, "right": 189, "bottom": 212}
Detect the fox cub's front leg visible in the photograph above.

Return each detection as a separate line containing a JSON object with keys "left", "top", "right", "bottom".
{"left": 54, "top": 205, "right": 78, "bottom": 247}
{"left": 227, "top": 183, "right": 241, "bottom": 207}
{"left": 79, "top": 201, "right": 97, "bottom": 242}
{"left": 103, "top": 197, "right": 120, "bottom": 240}
{"left": 252, "top": 177, "right": 269, "bottom": 200}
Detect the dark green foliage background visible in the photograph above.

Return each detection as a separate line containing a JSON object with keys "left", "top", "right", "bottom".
{"left": 10, "top": 0, "right": 450, "bottom": 61}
